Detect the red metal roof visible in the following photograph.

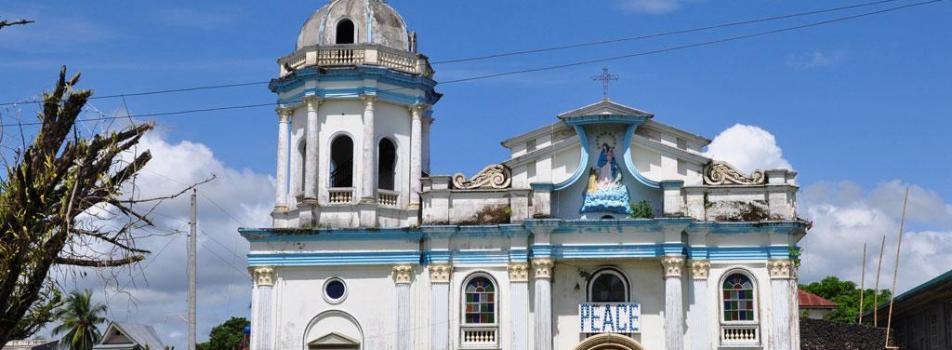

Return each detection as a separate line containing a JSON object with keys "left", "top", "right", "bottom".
{"left": 798, "top": 290, "right": 838, "bottom": 309}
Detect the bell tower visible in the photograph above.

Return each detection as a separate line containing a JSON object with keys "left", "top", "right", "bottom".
{"left": 269, "top": 0, "right": 440, "bottom": 229}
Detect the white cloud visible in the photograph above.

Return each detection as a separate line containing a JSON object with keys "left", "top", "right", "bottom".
{"left": 703, "top": 124, "right": 793, "bottom": 173}
{"left": 798, "top": 181, "right": 952, "bottom": 294}
{"left": 786, "top": 50, "right": 847, "bottom": 70}
{"left": 619, "top": 0, "right": 687, "bottom": 14}
{"left": 51, "top": 130, "right": 274, "bottom": 349}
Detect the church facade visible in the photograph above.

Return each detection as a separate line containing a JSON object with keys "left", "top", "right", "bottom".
{"left": 242, "top": 1, "right": 807, "bottom": 350}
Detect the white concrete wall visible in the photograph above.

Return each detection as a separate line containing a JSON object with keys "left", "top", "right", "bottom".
{"left": 551, "top": 261, "right": 667, "bottom": 350}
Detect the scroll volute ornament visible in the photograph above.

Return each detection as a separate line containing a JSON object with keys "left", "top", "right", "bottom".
{"left": 452, "top": 164, "right": 511, "bottom": 189}
{"left": 703, "top": 161, "right": 766, "bottom": 185}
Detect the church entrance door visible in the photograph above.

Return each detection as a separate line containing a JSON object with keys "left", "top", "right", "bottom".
{"left": 573, "top": 333, "right": 645, "bottom": 350}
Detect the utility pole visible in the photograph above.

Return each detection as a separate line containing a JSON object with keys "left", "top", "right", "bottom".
{"left": 188, "top": 189, "right": 197, "bottom": 350}
{"left": 885, "top": 187, "right": 910, "bottom": 349}
{"left": 857, "top": 242, "right": 867, "bottom": 325}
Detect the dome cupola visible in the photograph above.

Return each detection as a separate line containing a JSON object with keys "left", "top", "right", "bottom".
{"left": 296, "top": 0, "right": 414, "bottom": 52}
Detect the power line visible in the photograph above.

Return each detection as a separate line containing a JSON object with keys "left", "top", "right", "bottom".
{"left": 0, "top": 0, "right": 926, "bottom": 107}
{"left": 440, "top": 0, "right": 943, "bottom": 84}
{"left": 431, "top": 0, "right": 910, "bottom": 64}
{"left": 0, "top": 0, "right": 941, "bottom": 128}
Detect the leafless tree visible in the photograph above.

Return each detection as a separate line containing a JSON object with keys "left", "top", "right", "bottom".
{"left": 0, "top": 67, "right": 199, "bottom": 346}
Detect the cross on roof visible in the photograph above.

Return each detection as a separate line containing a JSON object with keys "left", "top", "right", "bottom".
{"left": 592, "top": 67, "right": 619, "bottom": 99}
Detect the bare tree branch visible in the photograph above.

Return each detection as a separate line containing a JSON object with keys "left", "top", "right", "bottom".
{"left": 0, "top": 19, "right": 34, "bottom": 30}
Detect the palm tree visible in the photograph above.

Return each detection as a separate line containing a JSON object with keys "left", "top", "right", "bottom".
{"left": 51, "top": 290, "right": 107, "bottom": 350}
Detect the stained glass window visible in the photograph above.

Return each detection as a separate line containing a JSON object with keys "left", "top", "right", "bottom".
{"left": 722, "top": 273, "right": 755, "bottom": 322}
{"left": 464, "top": 277, "right": 496, "bottom": 324}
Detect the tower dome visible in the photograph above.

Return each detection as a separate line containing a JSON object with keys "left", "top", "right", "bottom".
{"left": 296, "top": 0, "right": 412, "bottom": 52}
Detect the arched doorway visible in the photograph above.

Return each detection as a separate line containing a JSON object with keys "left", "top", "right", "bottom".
{"left": 573, "top": 333, "right": 645, "bottom": 350}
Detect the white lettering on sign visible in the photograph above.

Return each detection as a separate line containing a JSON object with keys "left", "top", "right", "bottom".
{"left": 578, "top": 303, "right": 641, "bottom": 334}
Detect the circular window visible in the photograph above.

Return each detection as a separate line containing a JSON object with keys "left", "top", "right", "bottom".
{"left": 323, "top": 278, "right": 347, "bottom": 304}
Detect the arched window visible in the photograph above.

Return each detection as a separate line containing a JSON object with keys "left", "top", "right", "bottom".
{"left": 722, "top": 273, "right": 756, "bottom": 322}
{"left": 378, "top": 138, "right": 396, "bottom": 191}
{"left": 330, "top": 135, "right": 354, "bottom": 188}
{"left": 588, "top": 269, "right": 629, "bottom": 303}
{"left": 336, "top": 19, "right": 355, "bottom": 44}
{"left": 463, "top": 276, "right": 496, "bottom": 324}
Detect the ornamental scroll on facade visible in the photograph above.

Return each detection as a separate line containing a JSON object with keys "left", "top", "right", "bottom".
{"left": 452, "top": 164, "right": 512, "bottom": 189}
{"left": 703, "top": 161, "right": 766, "bottom": 185}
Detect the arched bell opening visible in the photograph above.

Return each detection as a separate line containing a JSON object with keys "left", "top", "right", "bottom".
{"left": 336, "top": 19, "right": 355, "bottom": 44}
{"left": 330, "top": 135, "right": 355, "bottom": 188}
{"left": 378, "top": 138, "right": 397, "bottom": 191}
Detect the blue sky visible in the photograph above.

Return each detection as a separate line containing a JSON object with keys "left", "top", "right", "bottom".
{"left": 2, "top": 0, "right": 951, "bottom": 347}
{"left": 2, "top": 0, "right": 950, "bottom": 196}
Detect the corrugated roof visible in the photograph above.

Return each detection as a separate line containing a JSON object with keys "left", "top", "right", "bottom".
{"left": 798, "top": 290, "right": 837, "bottom": 309}
{"left": 93, "top": 322, "right": 164, "bottom": 350}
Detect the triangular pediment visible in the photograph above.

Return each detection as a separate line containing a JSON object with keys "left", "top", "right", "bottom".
{"left": 101, "top": 324, "right": 134, "bottom": 344}
{"left": 308, "top": 332, "right": 360, "bottom": 348}
{"left": 557, "top": 98, "right": 654, "bottom": 120}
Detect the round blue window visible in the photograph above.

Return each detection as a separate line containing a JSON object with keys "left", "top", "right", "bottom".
{"left": 325, "top": 280, "right": 346, "bottom": 300}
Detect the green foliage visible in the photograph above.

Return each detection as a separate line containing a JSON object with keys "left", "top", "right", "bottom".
{"left": 800, "top": 276, "right": 892, "bottom": 324}
{"left": 789, "top": 247, "right": 802, "bottom": 268}
{"left": 628, "top": 200, "right": 653, "bottom": 219}
{"left": 197, "top": 317, "right": 249, "bottom": 350}
{"left": 51, "top": 290, "right": 107, "bottom": 350}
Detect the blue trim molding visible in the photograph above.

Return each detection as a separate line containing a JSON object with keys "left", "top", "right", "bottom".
{"left": 270, "top": 65, "right": 441, "bottom": 106}
{"left": 622, "top": 123, "right": 660, "bottom": 189}
{"left": 240, "top": 219, "right": 807, "bottom": 267}
{"left": 248, "top": 250, "right": 421, "bottom": 267}
{"left": 553, "top": 124, "right": 590, "bottom": 191}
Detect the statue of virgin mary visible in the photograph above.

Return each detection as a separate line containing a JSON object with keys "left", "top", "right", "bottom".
{"left": 581, "top": 143, "right": 631, "bottom": 215}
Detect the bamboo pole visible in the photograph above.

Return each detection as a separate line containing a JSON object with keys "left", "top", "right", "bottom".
{"left": 884, "top": 187, "right": 910, "bottom": 349}
{"left": 873, "top": 234, "right": 886, "bottom": 327}
{"left": 858, "top": 242, "right": 867, "bottom": 325}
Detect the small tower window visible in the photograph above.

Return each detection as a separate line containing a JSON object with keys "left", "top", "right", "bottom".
{"left": 378, "top": 138, "right": 396, "bottom": 191}
{"left": 336, "top": 19, "right": 355, "bottom": 44}
{"left": 330, "top": 135, "right": 354, "bottom": 188}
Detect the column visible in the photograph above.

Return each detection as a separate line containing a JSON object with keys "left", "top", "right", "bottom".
{"left": 274, "top": 110, "right": 290, "bottom": 210}
{"left": 662, "top": 256, "right": 685, "bottom": 350}
{"left": 252, "top": 267, "right": 275, "bottom": 350}
{"left": 769, "top": 259, "right": 794, "bottom": 350}
{"left": 392, "top": 265, "right": 413, "bottom": 350}
{"left": 361, "top": 96, "right": 376, "bottom": 203}
{"left": 408, "top": 105, "right": 424, "bottom": 209}
{"left": 508, "top": 262, "right": 530, "bottom": 350}
{"left": 303, "top": 96, "right": 320, "bottom": 201}
{"left": 429, "top": 264, "right": 452, "bottom": 350}
{"left": 687, "top": 260, "right": 711, "bottom": 350}
{"left": 532, "top": 258, "right": 554, "bottom": 350}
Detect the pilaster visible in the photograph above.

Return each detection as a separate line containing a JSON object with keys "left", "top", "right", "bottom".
{"left": 360, "top": 95, "right": 377, "bottom": 204}
{"left": 769, "top": 259, "right": 796, "bottom": 350}
{"left": 428, "top": 263, "right": 451, "bottom": 350}
{"left": 508, "top": 262, "right": 530, "bottom": 350}
{"left": 662, "top": 256, "right": 685, "bottom": 350}
{"left": 408, "top": 104, "right": 425, "bottom": 212}
{"left": 304, "top": 96, "right": 321, "bottom": 201}
{"left": 532, "top": 258, "right": 554, "bottom": 350}
{"left": 687, "top": 260, "right": 710, "bottom": 350}
{"left": 392, "top": 265, "right": 413, "bottom": 350}
{"left": 274, "top": 109, "right": 291, "bottom": 212}
{"left": 251, "top": 267, "right": 275, "bottom": 350}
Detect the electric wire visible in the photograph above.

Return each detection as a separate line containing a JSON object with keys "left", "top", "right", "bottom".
{"left": 0, "top": 0, "right": 933, "bottom": 107}
{"left": 0, "top": 0, "right": 941, "bottom": 129}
